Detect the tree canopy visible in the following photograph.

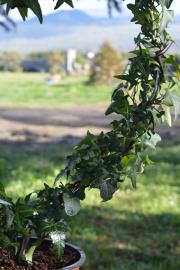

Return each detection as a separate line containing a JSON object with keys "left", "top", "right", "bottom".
{"left": 90, "top": 42, "right": 123, "bottom": 84}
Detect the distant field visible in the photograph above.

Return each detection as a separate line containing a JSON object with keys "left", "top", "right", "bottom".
{"left": 0, "top": 72, "right": 113, "bottom": 107}
{"left": 0, "top": 72, "right": 179, "bottom": 109}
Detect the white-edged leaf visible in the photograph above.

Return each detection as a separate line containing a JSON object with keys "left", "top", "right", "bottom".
{"left": 162, "top": 104, "right": 172, "bottom": 126}
{"left": 25, "top": 245, "right": 37, "bottom": 263}
{"left": 170, "top": 91, "right": 180, "bottom": 121}
{"left": 159, "top": 8, "right": 174, "bottom": 33}
{"left": 63, "top": 193, "right": 80, "bottom": 216}
{"left": 0, "top": 199, "right": 11, "bottom": 206}
{"left": 163, "top": 91, "right": 180, "bottom": 122}
{"left": 162, "top": 93, "right": 174, "bottom": 107}
{"left": 5, "top": 206, "right": 14, "bottom": 228}
{"left": 50, "top": 231, "right": 66, "bottom": 261}
{"left": 141, "top": 132, "right": 161, "bottom": 149}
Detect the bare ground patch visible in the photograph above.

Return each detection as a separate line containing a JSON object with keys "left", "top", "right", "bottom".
{"left": 0, "top": 106, "right": 179, "bottom": 145}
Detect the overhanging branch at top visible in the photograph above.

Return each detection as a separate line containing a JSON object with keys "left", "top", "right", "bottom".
{"left": 0, "top": 0, "right": 123, "bottom": 23}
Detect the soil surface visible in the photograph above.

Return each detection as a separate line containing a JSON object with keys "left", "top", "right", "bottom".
{"left": 0, "top": 106, "right": 179, "bottom": 144}
{"left": 0, "top": 242, "right": 79, "bottom": 270}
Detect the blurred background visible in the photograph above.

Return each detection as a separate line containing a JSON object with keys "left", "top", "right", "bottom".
{"left": 0, "top": 0, "right": 180, "bottom": 269}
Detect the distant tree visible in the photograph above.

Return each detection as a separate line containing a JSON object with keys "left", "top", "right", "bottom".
{"left": 48, "top": 50, "right": 64, "bottom": 73}
{"left": 76, "top": 51, "right": 86, "bottom": 66}
{"left": 28, "top": 51, "right": 51, "bottom": 59}
{"left": 90, "top": 42, "right": 122, "bottom": 84}
{"left": 0, "top": 51, "right": 22, "bottom": 72}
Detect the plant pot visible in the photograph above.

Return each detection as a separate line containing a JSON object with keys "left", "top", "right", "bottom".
{"left": 38, "top": 239, "right": 86, "bottom": 270}
{"left": 59, "top": 243, "right": 86, "bottom": 270}
{"left": 0, "top": 238, "right": 86, "bottom": 270}
{"left": 27, "top": 238, "right": 86, "bottom": 270}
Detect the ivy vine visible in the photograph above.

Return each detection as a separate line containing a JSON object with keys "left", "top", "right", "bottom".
{"left": 0, "top": 0, "right": 179, "bottom": 264}
{"left": 54, "top": 0, "right": 180, "bottom": 201}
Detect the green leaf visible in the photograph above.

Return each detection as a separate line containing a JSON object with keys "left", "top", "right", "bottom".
{"left": 169, "top": 91, "right": 180, "bottom": 121}
{"left": 105, "top": 99, "right": 130, "bottom": 116}
{"left": 162, "top": 105, "right": 172, "bottom": 126}
{"left": 63, "top": 193, "right": 80, "bottom": 216}
{"left": 99, "top": 181, "right": 118, "bottom": 202}
{"left": 141, "top": 133, "right": 161, "bottom": 149}
{"left": 164, "top": 0, "right": 174, "bottom": 9}
{"left": 0, "top": 183, "right": 5, "bottom": 193}
{"left": 18, "top": 7, "right": 28, "bottom": 21}
{"left": 25, "top": 245, "right": 37, "bottom": 263}
{"left": 159, "top": 7, "right": 174, "bottom": 33}
{"left": 129, "top": 174, "right": 136, "bottom": 189}
{"left": 163, "top": 91, "right": 180, "bottom": 122}
{"left": 28, "top": 0, "right": 43, "bottom": 23}
{"left": 0, "top": 1, "right": 8, "bottom": 5}
{"left": 54, "top": 0, "right": 74, "bottom": 10}
{"left": 163, "top": 93, "right": 174, "bottom": 107}
{"left": 6, "top": 0, "right": 13, "bottom": 13}
{"left": 54, "top": 169, "right": 66, "bottom": 185}
{"left": 0, "top": 233, "right": 18, "bottom": 251}
{"left": 5, "top": 206, "right": 14, "bottom": 228}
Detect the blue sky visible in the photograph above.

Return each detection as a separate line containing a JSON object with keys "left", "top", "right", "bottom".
{"left": 11, "top": 0, "right": 180, "bottom": 20}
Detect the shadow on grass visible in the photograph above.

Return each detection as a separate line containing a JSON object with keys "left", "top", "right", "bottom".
{"left": 0, "top": 137, "right": 180, "bottom": 194}
{"left": 0, "top": 138, "right": 179, "bottom": 269}
{"left": 70, "top": 206, "right": 180, "bottom": 270}
{"left": 0, "top": 137, "right": 77, "bottom": 191}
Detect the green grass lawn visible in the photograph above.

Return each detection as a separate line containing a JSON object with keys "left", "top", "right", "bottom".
{"left": 0, "top": 72, "right": 179, "bottom": 108}
{"left": 0, "top": 72, "right": 113, "bottom": 107}
{"left": 0, "top": 140, "right": 179, "bottom": 270}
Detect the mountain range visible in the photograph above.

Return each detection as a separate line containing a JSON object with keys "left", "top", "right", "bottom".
{"left": 0, "top": 9, "right": 179, "bottom": 53}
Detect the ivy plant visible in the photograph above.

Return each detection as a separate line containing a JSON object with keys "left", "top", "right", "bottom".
{"left": 55, "top": 0, "right": 180, "bottom": 201}
{"left": 0, "top": 0, "right": 179, "bottom": 267}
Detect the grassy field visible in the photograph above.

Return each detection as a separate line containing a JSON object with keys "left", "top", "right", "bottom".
{"left": 0, "top": 72, "right": 113, "bottom": 107}
{"left": 0, "top": 72, "right": 179, "bottom": 109}
{"left": 0, "top": 140, "right": 179, "bottom": 270}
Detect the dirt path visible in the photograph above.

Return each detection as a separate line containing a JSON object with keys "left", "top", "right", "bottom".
{"left": 0, "top": 106, "right": 179, "bottom": 144}
{"left": 0, "top": 106, "right": 111, "bottom": 143}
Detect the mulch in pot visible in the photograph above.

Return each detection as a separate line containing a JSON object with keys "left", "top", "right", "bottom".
{"left": 0, "top": 241, "right": 79, "bottom": 270}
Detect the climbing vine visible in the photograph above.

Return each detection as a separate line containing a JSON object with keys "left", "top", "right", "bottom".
{"left": 0, "top": 0, "right": 179, "bottom": 265}
{"left": 55, "top": 0, "right": 180, "bottom": 201}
